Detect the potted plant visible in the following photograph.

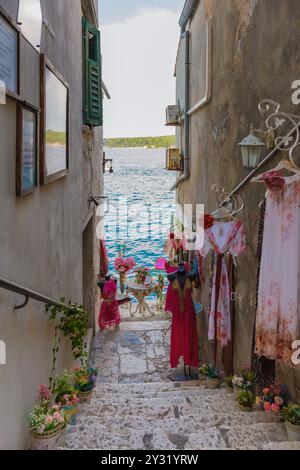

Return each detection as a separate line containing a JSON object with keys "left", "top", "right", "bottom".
{"left": 238, "top": 389, "right": 255, "bottom": 412}
{"left": 285, "top": 404, "right": 300, "bottom": 441}
{"left": 262, "top": 384, "right": 288, "bottom": 423}
{"left": 54, "top": 370, "right": 80, "bottom": 426}
{"left": 205, "top": 365, "right": 220, "bottom": 389}
{"left": 134, "top": 266, "right": 151, "bottom": 285}
{"left": 232, "top": 375, "right": 244, "bottom": 398}
{"left": 27, "top": 385, "right": 66, "bottom": 450}
{"left": 198, "top": 363, "right": 209, "bottom": 383}
{"left": 225, "top": 375, "right": 233, "bottom": 393}
{"left": 74, "top": 366, "right": 98, "bottom": 403}
{"left": 114, "top": 242, "right": 135, "bottom": 293}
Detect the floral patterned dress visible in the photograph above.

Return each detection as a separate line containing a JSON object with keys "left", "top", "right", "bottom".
{"left": 201, "top": 220, "right": 246, "bottom": 347}
{"left": 255, "top": 175, "right": 300, "bottom": 362}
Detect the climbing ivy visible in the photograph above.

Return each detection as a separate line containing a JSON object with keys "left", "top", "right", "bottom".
{"left": 46, "top": 299, "right": 89, "bottom": 390}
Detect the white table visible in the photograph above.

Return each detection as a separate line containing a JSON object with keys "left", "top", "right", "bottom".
{"left": 126, "top": 280, "right": 157, "bottom": 317}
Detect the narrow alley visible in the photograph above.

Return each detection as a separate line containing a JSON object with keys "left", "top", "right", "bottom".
{"left": 62, "top": 308, "right": 300, "bottom": 451}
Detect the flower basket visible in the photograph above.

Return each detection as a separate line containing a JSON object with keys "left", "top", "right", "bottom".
{"left": 286, "top": 420, "right": 300, "bottom": 442}
{"left": 63, "top": 405, "right": 79, "bottom": 425}
{"left": 29, "top": 424, "right": 63, "bottom": 451}
{"left": 239, "top": 404, "right": 253, "bottom": 412}
{"left": 265, "top": 409, "right": 285, "bottom": 423}
{"left": 206, "top": 377, "right": 220, "bottom": 389}
{"left": 233, "top": 385, "right": 241, "bottom": 399}
{"left": 198, "top": 373, "right": 207, "bottom": 384}
{"left": 79, "top": 387, "right": 94, "bottom": 404}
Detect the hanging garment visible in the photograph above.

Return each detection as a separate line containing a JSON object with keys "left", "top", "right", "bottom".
{"left": 255, "top": 176, "right": 300, "bottom": 363}
{"left": 201, "top": 220, "right": 246, "bottom": 348}
{"left": 164, "top": 261, "right": 190, "bottom": 313}
{"left": 99, "top": 239, "right": 109, "bottom": 279}
{"left": 166, "top": 272, "right": 199, "bottom": 368}
{"left": 98, "top": 279, "right": 121, "bottom": 331}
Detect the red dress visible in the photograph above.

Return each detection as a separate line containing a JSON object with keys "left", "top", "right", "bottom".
{"left": 98, "top": 279, "right": 121, "bottom": 331}
{"left": 166, "top": 273, "right": 199, "bottom": 368}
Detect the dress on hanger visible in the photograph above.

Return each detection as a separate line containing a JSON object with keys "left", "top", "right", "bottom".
{"left": 201, "top": 220, "right": 246, "bottom": 348}
{"left": 255, "top": 175, "right": 300, "bottom": 362}
{"left": 166, "top": 272, "right": 199, "bottom": 368}
{"left": 164, "top": 261, "right": 190, "bottom": 313}
{"left": 98, "top": 279, "right": 121, "bottom": 331}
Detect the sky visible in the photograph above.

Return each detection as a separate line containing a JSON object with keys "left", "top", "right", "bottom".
{"left": 99, "top": 1, "right": 184, "bottom": 138}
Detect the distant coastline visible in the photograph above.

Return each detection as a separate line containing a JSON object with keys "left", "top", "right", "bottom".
{"left": 104, "top": 135, "right": 176, "bottom": 149}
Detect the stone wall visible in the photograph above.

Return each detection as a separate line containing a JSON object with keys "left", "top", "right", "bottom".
{"left": 176, "top": 0, "right": 300, "bottom": 400}
{"left": 0, "top": 0, "right": 102, "bottom": 449}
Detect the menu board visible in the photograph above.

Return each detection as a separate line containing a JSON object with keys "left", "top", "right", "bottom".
{"left": 0, "top": 15, "right": 18, "bottom": 93}
{"left": 22, "top": 109, "right": 36, "bottom": 192}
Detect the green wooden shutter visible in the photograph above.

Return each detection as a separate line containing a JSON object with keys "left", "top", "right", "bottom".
{"left": 83, "top": 18, "right": 103, "bottom": 127}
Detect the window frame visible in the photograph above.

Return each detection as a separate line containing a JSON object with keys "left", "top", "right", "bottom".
{"left": 0, "top": 7, "right": 21, "bottom": 99}
{"left": 40, "top": 54, "right": 70, "bottom": 185}
{"left": 16, "top": 102, "right": 39, "bottom": 197}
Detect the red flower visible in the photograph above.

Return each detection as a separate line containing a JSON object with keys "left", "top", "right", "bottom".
{"left": 169, "top": 232, "right": 175, "bottom": 240}
{"left": 204, "top": 214, "right": 215, "bottom": 230}
{"left": 263, "top": 171, "right": 285, "bottom": 192}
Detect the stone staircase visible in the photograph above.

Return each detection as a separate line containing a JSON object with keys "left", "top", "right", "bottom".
{"left": 62, "top": 316, "right": 300, "bottom": 450}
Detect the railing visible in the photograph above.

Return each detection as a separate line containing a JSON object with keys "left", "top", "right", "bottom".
{"left": 0, "top": 277, "right": 75, "bottom": 311}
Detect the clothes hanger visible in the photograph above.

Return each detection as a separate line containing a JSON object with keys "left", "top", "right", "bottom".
{"left": 251, "top": 159, "right": 300, "bottom": 183}
{"left": 211, "top": 205, "right": 237, "bottom": 221}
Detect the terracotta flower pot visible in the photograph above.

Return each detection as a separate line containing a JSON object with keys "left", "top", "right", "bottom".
{"left": 286, "top": 420, "right": 300, "bottom": 442}
{"left": 206, "top": 377, "right": 220, "bottom": 389}
{"left": 29, "top": 424, "right": 63, "bottom": 450}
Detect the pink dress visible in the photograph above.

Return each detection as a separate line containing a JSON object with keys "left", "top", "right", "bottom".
{"left": 166, "top": 274, "right": 199, "bottom": 368}
{"left": 201, "top": 220, "right": 246, "bottom": 347}
{"left": 98, "top": 279, "right": 121, "bottom": 331}
{"left": 255, "top": 176, "right": 300, "bottom": 362}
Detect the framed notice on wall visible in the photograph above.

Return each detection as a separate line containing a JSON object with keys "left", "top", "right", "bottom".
{"left": 16, "top": 104, "right": 38, "bottom": 196}
{"left": 0, "top": 12, "right": 19, "bottom": 95}
{"left": 40, "top": 55, "right": 69, "bottom": 185}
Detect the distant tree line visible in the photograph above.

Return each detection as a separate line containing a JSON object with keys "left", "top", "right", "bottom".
{"left": 104, "top": 135, "right": 176, "bottom": 148}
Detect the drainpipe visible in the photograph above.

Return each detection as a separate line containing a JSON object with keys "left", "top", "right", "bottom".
{"left": 171, "top": 30, "right": 190, "bottom": 191}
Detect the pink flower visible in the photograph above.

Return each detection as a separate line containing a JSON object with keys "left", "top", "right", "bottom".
{"left": 52, "top": 404, "right": 60, "bottom": 411}
{"left": 263, "top": 388, "right": 270, "bottom": 396}
{"left": 37, "top": 425, "right": 45, "bottom": 435}
{"left": 274, "top": 396, "right": 283, "bottom": 406}
{"left": 271, "top": 403, "right": 280, "bottom": 413}
{"left": 37, "top": 384, "right": 52, "bottom": 402}
{"left": 263, "top": 171, "right": 285, "bottom": 192}
{"left": 45, "top": 415, "right": 54, "bottom": 425}
{"left": 264, "top": 402, "right": 271, "bottom": 411}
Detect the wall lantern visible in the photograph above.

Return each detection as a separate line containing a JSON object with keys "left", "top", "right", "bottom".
{"left": 238, "top": 124, "right": 266, "bottom": 169}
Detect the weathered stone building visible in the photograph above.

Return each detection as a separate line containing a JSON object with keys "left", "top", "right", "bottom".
{"left": 0, "top": 0, "right": 103, "bottom": 449}
{"left": 173, "top": 0, "right": 300, "bottom": 399}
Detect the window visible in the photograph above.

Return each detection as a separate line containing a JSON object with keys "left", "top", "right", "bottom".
{"left": 40, "top": 55, "right": 69, "bottom": 184}
{"left": 17, "top": 0, "right": 42, "bottom": 51}
{"left": 82, "top": 17, "right": 103, "bottom": 127}
{"left": 0, "top": 12, "right": 19, "bottom": 95}
{"left": 16, "top": 103, "right": 38, "bottom": 196}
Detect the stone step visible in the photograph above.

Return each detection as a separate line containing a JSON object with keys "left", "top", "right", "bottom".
{"left": 74, "top": 410, "right": 269, "bottom": 436}
{"left": 93, "top": 380, "right": 215, "bottom": 396}
{"left": 61, "top": 421, "right": 288, "bottom": 450}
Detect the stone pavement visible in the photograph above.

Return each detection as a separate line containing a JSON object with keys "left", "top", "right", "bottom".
{"left": 62, "top": 305, "right": 300, "bottom": 450}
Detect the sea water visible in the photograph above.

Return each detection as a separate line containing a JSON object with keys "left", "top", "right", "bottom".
{"left": 104, "top": 147, "right": 175, "bottom": 287}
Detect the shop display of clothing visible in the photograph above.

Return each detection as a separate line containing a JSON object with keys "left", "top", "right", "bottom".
{"left": 201, "top": 220, "right": 246, "bottom": 348}
{"left": 99, "top": 239, "right": 109, "bottom": 279}
{"left": 98, "top": 279, "right": 121, "bottom": 331}
{"left": 255, "top": 176, "right": 300, "bottom": 363}
{"left": 166, "top": 271, "right": 199, "bottom": 368}
{"left": 165, "top": 261, "right": 190, "bottom": 313}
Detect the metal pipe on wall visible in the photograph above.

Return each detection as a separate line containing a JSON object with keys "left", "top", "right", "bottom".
{"left": 171, "top": 30, "right": 190, "bottom": 191}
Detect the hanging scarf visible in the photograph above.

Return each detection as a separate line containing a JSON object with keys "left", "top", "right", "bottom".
{"left": 99, "top": 239, "right": 109, "bottom": 279}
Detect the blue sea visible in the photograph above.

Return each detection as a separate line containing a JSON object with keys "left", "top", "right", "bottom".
{"left": 103, "top": 147, "right": 175, "bottom": 283}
